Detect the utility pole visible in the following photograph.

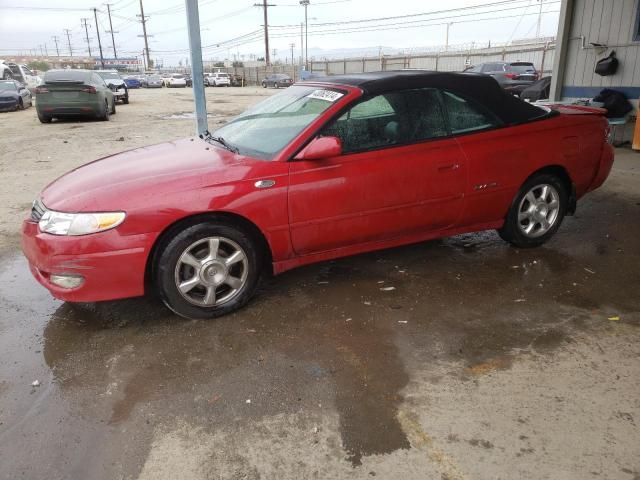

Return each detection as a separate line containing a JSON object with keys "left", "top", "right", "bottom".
{"left": 44, "top": 44, "right": 49, "bottom": 56}
{"left": 105, "top": 3, "right": 118, "bottom": 59}
{"left": 93, "top": 8, "right": 105, "bottom": 68}
{"left": 290, "top": 42, "right": 295, "bottom": 66}
{"left": 63, "top": 29, "right": 73, "bottom": 56}
{"left": 39, "top": 45, "right": 44, "bottom": 56}
{"left": 185, "top": 0, "right": 208, "bottom": 135}
{"left": 300, "top": 0, "right": 310, "bottom": 69}
{"left": 52, "top": 36, "right": 60, "bottom": 56}
{"left": 536, "top": 0, "right": 543, "bottom": 38}
{"left": 138, "top": 0, "right": 151, "bottom": 69}
{"left": 300, "top": 22, "right": 304, "bottom": 67}
{"left": 81, "top": 18, "right": 93, "bottom": 57}
{"left": 445, "top": 22, "right": 453, "bottom": 51}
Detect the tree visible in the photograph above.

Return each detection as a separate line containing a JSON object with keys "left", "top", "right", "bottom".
{"left": 214, "top": 61, "right": 225, "bottom": 67}
{"left": 27, "top": 61, "right": 50, "bottom": 72}
{"left": 232, "top": 61, "right": 244, "bottom": 68}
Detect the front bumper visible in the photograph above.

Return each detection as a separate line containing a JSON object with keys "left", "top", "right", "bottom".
{"left": 0, "top": 99, "right": 19, "bottom": 111}
{"left": 21, "top": 219, "right": 155, "bottom": 302}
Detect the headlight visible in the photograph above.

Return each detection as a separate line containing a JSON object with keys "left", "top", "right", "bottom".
{"left": 38, "top": 210, "right": 126, "bottom": 236}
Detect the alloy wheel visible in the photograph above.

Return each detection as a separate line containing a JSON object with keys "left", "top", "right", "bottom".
{"left": 517, "top": 184, "right": 560, "bottom": 238}
{"left": 174, "top": 236, "right": 249, "bottom": 307}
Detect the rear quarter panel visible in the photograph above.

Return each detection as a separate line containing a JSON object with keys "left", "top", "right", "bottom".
{"left": 455, "top": 112, "right": 606, "bottom": 226}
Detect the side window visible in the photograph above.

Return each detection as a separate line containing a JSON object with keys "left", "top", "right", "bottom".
{"left": 442, "top": 91, "right": 501, "bottom": 134}
{"left": 480, "top": 63, "right": 494, "bottom": 72}
{"left": 322, "top": 88, "right": 447, "bottom": 154}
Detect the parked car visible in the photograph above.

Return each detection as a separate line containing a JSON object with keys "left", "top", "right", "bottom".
{"left": 123, "top": 76, "right": 141, "bottom": 89}
{"left": 142, "top": 74, "right": 163, "bottom": 88}
{"left": 520, "top": 76, "right": 552, "bottom": 102}
{"left": 0, "top": 61, "right": 42, "bottom": 90}
{"left": 166, "top": 73, "right": 187, "bottom": 88}
{"left": 230, "top": 74, "right": 245, "bottom": 87}
{"left": 0, "top": 79, "right": 32, "bottom": 111}
{"left": 261, "top": 73, "right": 293, "bottom": 88}
{"left": 96, "top": 70, "right": 129, "bottom": 104}
{"left": 184, "top": 74, "right": 193, "bottom": 87}
{"left": 22, "top": 71, "right": 614, "bottom": 319}
{"left": 206, "top": 72, "right": 231, "bottom": 87}
{"left": 34, "top": 69, "right": 115, "bottom": 123}
{"left": 464, "top": 62, "right": 538, "bottom": 94}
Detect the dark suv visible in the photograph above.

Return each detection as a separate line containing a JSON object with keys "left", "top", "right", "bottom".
{"left": 464, "top": 62, "right": 538, "bottom": 94}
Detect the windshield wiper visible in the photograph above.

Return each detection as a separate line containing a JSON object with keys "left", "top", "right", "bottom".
{"left": 200, "top": 130, "right": 239, "bottom": 154}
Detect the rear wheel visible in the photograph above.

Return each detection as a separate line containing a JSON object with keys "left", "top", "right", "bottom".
{"left": 123, "top": 93, "right": 129, "bottom": 104}
{"left": 155, "top": 222, "right": 262, "bottom": 319}
{"left": 100, "top": 100, "right": 110, "bottom": 121}
{"left": 37, "top": 112, "right": 51, "bottom": 123}
{"left": 498, "top": 173, "right": 567, "bottom": 248}
{"left": 17, "top": 99, "right": 23, "bottom": 110}
{"left": 111, "top": 100, "right": 116, "bottom": 114}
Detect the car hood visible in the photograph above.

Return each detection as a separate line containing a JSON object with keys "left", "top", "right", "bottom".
{"left": 106, "top": 79, "right": 125, "bottom": 87}
{"left": 40, "top": 137, "right": 262, "bottom": 212}
{"left": 0, "top": 91, "right": 19, "bottom": 99}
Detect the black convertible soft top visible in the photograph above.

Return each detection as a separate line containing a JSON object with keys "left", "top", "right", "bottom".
{"left": 306, "top": 70, "right": 548, "bottom": 125}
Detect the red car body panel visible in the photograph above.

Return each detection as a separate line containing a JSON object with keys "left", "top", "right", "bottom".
{"left": 21, "top": 80, "right": 614, "bottom": 303}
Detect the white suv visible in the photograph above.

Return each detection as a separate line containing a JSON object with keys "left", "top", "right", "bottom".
{"left": 206, "top": 72, "right": 231, "bottom": 87}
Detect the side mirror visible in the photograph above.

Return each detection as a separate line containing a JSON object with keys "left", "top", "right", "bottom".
{"left": 294, "top": 136, "right": 342, "bottom": 161}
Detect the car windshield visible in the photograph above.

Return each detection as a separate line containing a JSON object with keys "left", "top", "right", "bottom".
{"left": 149, "top": 75, "right": 161, "bottom": 81}
{"left": 216, "top": 73, "right": 229, "bottom": 78}
{"left": 172, "top": 74, "right": 184, "bottom": 79}
{"left": 0, "top": 81, "right": 17, "bottom": 91}
{"left": 213, "top": 85, "right": 345, "bottom": 160}
{"left": 98, "top": 72, "right": 120, "bottom": 80}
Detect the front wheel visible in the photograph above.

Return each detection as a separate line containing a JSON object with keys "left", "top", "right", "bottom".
{"left": 498, "top": 173, "right": 567, "bottom": 248}
{"left": 155, "top": 222, "right": 262, "bottom": 319}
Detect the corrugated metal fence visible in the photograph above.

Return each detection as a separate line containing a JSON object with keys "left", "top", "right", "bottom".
{"left": 222, "top": 41, "right": 555, "bottom": 86}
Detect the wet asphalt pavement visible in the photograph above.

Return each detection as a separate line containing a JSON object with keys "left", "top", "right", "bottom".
{"left": 0, "top": 151, "right": 639, "bottom": 480}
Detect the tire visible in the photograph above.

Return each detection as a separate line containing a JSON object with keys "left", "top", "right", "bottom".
{"left": 498, "top": 173, "right": 568, "bottom": 248}
{"left": 155, "top": 222, "right": 262, "bottom": 319}
{"left": 37, "top": 112, "right": 51, "bottom": 123}
{"left": 262, "top": 82, "right": 267, "bottom": 88}
{"left": 111, "top": 100, "right": 116, "bottom": 115}
{"left": 100, "top": 100, "right": 110, "bottom": 121}
{"left": 123, "top": 93, "right": 129, "bottom": 104}
{"left": 17, "top": 99, "right": 23, "bottom": 110}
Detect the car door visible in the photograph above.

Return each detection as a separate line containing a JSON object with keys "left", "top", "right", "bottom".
{"left": 438, "top": 90, "right": 511, "bottom": 225}
{"left": 288, "top": 88, "right": 467, "bottom": 255}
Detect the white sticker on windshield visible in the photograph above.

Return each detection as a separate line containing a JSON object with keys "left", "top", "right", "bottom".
{"left": 307, "top": 90, "right": 344, "bottom": 102}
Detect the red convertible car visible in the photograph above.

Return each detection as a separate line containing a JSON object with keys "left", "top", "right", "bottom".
{"left": 22, "top": 71, "right": 614, "bottom": 319}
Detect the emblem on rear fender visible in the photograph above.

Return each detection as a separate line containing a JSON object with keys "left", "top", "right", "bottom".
{"left": 254, "top": 180, "right": 276, "bottom": 189}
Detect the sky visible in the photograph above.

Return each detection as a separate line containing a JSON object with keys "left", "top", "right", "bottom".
{"left": 0, "top": 0, "right": 560, "bottom": 66}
